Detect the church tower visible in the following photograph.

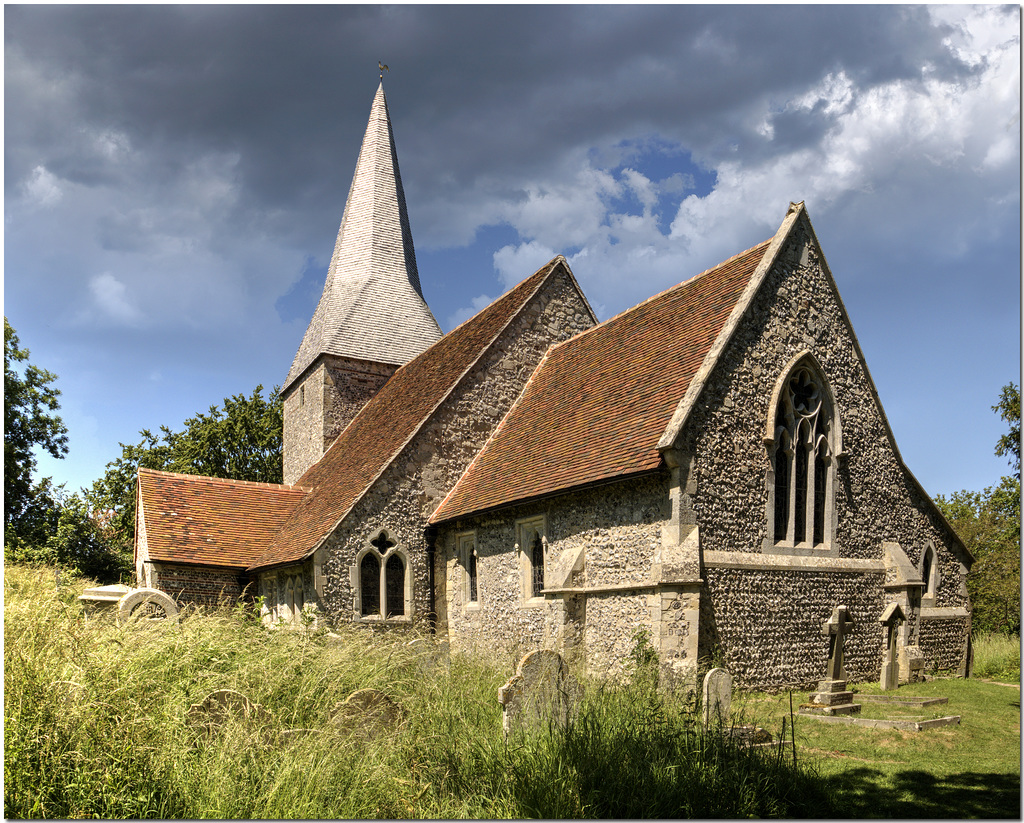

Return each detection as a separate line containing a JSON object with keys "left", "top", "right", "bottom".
{"left": 282, "top": 82, "right": 443, "bottom": 484}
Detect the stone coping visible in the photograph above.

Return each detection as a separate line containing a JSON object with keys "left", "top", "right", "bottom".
{"left": 703, "top": 551, "right": 883, "bottom": 574}
{"left": 799, "top": 713, "right": 961, "bottom": 732}
{"left": 920, "top": 606, "right": 970, "bottom": 620}
{"left": 854, "top": 694, "right": 948, "bottom": 707}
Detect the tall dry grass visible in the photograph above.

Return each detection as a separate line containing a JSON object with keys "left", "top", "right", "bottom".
{"left": 5, "top": 565, "right": 833, "bottom": 818}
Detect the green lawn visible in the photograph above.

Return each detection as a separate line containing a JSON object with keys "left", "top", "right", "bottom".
{"left": 736, "top": 677, "right": 1021, "bottom": 818}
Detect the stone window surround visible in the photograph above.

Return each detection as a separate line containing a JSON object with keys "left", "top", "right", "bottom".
{"left": 458, "top": 530, "right": 481, "bottom": 610}
{"left": 515, "top": 515, "right": 548, "bottom": 607}
{"left": 920, "top": 541, "right": 940, "bottom": 607}
{"left": 260, "top": 569, "right": 306, "bottom": 625}
{"left": 350, "top": 527, "right": 413, "bottom": 623}
{"left": 763, "top": 351, "right": 844, "bottom": 557}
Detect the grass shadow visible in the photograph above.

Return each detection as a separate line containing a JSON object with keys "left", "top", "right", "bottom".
{"left": 822, "top": 767, "right": 1021, "bottom": 819}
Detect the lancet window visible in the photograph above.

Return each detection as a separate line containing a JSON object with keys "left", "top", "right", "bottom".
{"left": 768, "top": 361, "right": 836, "bottom": 549}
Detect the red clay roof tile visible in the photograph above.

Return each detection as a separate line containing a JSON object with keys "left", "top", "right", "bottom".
{"left": 247, "top": 257, "right": 573, "bottom": 571}
{"left": 431, "top": 240, "right": 772, "bottom": 522}
{"left": 138, "top": 469, "right": 308, "bottom": 568}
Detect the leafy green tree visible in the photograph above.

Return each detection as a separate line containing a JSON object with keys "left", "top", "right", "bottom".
{"left": 935, "top": 381, "right": 1022, "bottom": 636}
{"left": 4, "top": 318, "right": 69, "bottom": 545}
{"left": 87, "top": 385, "right": 283, "bottom": 550}
{"left": 993, "top": 382, "right": 1020, "bottom": 478}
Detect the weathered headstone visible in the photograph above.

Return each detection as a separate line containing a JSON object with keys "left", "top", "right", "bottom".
{"left": 117, "top": 588, "right": 179, "bottom": 623}
{"left": 878, "top": 603, "right": 905, "bottom": 691}
{"left": 702, "top": 667, "right": 732, "bottom": 728}
{"left": 802, "top": 605, "right": 861, "bottom": 716}
{"left": 330, "top": 688, "right": 406, "bottom": 740}
{"left": 187, "top": 688, "right": 271, "bottom": 737}
{"left": 497, "top": 649, "right": 581, "bottom": 738}
{"left": 406, "top": 637, "right": 450, "bottom": 675}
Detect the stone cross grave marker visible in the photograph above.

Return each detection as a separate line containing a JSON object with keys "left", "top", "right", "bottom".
{"left": 822, "top": 604, "right": 855, "bottom": 681}
{"left": 878, "top": 602, "right": 905, "bottom": 691}
{"left": 702, "top": 667, "right": 732, "bottom": 729}
{"left": 498, "top": 649, "right": 581, "bottom": 738}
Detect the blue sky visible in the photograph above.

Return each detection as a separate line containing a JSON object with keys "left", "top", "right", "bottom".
{"left": 5, "top": 5, "right": 1020, "bottom": 502}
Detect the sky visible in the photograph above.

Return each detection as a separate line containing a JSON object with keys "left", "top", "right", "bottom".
{"left": 5, "top": 4, "right": 1020, "bottom": 503}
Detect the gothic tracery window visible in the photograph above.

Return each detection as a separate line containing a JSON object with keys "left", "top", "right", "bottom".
{"left": 770, "top": 363, "right": 835, "bottom": 548}
{"left": 356, "top": 529, "right": 409, "bottom": 619}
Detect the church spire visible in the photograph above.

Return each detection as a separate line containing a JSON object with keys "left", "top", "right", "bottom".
{"left": 283, "top": 82, "right": 442, "bottom": 393}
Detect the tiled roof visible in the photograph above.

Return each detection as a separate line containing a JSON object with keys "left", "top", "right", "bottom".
{"left": 284, "top": 83, "right": 442, "bottom": 392}
{"left": 431, "top": 240, "right": 773, "bottom": 523}
{"left": 249, "top": 257, "right": 574, "bottom": 571}
{"left": 138, "top": 469, "right": 308, "bottom": 568}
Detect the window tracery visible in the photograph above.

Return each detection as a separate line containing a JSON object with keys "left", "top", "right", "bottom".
{"left": 767, "top": 360, "right": 837, "bottom": 550}
{"left": 354, "top": 529, "right": 410, "bottom": 620}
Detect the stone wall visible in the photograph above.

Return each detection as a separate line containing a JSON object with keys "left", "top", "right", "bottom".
{"left": 314, "top": 268, "right": 596, "bottom": 629}
{"left": 442, "top": 473, "right": 671, "bottom": 680}
{"left": 677, "top": 216, "right": 971, "bottom": 685}
{"left": 702, "top": 566, "right": 884, "bottom": 689}
{"left": 283, "top": 357, "right": 399, "bottom": 485}
{"left": 919, "top": 615, "right": 971, "bottom": 672}
{"left": 151, "top": 562, "right": 245, "bottom": 608}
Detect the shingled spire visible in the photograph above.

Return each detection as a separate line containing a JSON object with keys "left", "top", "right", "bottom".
{"left": 282, "top": 81, "right": 443, "bottom": 484}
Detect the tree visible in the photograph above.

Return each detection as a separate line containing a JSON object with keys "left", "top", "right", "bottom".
{"left": 994, "top": 382, "right": 1020, "bottom": 478}
{"left": 87, "top": 385, "right": 283, "bottom": 550}
{"left": 4, "top": 318, "right": 69, "bottom": 546}
{"left": 935, "top": 381, "right": 1022, "bottom": 636}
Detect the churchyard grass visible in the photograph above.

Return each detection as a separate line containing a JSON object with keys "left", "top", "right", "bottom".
{"left": 972, "top": 630, "right": 1021, "bottom": 681}
{"left": 5, "top": 565, "right": 1019, "bottom": 819}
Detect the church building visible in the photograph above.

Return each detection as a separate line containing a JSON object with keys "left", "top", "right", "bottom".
{"left": 134, "top": 82, "right": 973, "bottom": 690}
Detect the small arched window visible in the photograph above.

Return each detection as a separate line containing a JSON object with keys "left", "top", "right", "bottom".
{"left": 767, "top": 358, "right": 837, "bottom": 549}
{"left": 921, "top": 543, "right": 939, "bottom": 605}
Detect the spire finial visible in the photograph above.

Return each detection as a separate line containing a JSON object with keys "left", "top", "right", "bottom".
{"left": 378, "top": 61, "right": 389, "bottom": 82}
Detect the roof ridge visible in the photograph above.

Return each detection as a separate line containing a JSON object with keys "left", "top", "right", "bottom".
{"left": 547, "top": 239, "right": 773, "bottom": 353}
{"left": 250, "top": 256, "right": 574, "bottom": 571}
{"left": 138, "top": 467, "right": 308, "bottom": 493}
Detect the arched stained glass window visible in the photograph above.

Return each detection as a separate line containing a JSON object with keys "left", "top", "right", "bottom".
{"left": 770, "top": 362, "right": 835, "bottom": 548}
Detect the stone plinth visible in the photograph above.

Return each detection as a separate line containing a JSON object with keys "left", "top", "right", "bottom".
{"left": 802, "top": 678, "right": 861, "bottom": 716}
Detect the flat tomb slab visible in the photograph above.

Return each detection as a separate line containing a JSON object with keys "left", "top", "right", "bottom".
{"left": 799, "top": 713, "right": 961, "bottom": 732}
{"left": 799, "top": 702, "right": 861, "bottom": 716}
{"left": 853, "top": 694, "right": 948, "bottom": 707}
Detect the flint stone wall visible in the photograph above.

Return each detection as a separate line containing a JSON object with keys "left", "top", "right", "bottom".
{"left": 679, "top": 219, "right": 970, "bottom": 685}
{"left": 443, "top": 473, "right": 669, "bottom": 678}
{"left": 702, "top": 566, "right": 883, "bottom": 689}
{"left": 283, "top": 357, "right": 399, "bottom": 485}
{"left": 918, "top": 616, "right": 970, "bottom": 672}
{"left": 312, "top": 269, "right": 595, "bottom": 627}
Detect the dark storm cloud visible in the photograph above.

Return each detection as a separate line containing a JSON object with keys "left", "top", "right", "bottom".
{"left": 6, "top": 4, "right": 971, "bottom": 254}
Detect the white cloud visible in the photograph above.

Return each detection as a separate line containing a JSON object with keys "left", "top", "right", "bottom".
{"left": 87, "top": 272, "right": 144, "bottom": 326}
{"left": 446, "top": 293, "right": 496, "bottom": 330}
{"left": 492, "top": 241, "right": 559, "bottom": 289}
{"left": 22, "top": 165, "right": 64, "bottom": 207}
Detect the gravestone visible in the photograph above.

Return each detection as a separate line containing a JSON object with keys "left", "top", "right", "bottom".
{"left": 330, "top": 688, "right": 406, "bottom": 740}
{"left": 878, "top": 603, "right": 905, "bottom": 691}
{"left": 497, "top": 649, "right": 581, "bottom": 738}
{"left": 803, "top": 605, "right": 861, "bottom": 716}
{"left": 117, "top": 588, "right": 179, "bottom": 623}
{"left": 406, "top": 637, "right": 450, "bottom": 675}
{"left": 702, "top": 667, "right": 732, "bottom": 728}
{"left": 187, "top": 688, "right": 271, "bottom": 737}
